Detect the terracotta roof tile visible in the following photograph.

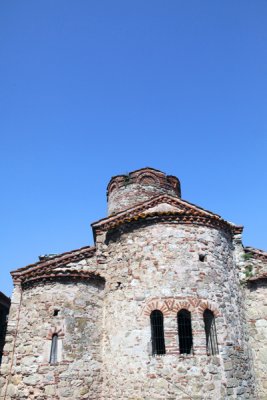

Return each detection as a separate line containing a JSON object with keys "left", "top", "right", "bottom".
{"left": 11, "top": 245, "right": 96, "bottom": 282}
{"left": 91, "top": 194, "right": 242, "bottom": 235}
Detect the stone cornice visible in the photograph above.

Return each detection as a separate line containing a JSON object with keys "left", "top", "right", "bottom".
{"left": 92, "top": 194, "right": 242, "bottom": 236}
{"left": 11, "top": 246, "right": 96, "bottom": 286}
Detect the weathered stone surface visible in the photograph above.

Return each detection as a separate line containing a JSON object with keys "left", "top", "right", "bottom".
{"left": 0, "top": 281, "right": 104, "bottom": 399}
{"left": 244, "top": 279, "right": 267, "bottom": 399}
{"left": 0, "top": 167, "right": 266, "bottom": 399}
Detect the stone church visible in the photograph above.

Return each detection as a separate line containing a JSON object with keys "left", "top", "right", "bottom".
{"left": 0, "top": 167, "right": 266, "bottom": 400}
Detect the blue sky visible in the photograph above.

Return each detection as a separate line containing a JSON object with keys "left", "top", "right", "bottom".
{"left": 0, "top": 1, "right": 266, "bottom": 296}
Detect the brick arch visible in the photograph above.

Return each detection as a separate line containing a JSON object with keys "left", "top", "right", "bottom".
{"left": 197, "top": 300, "right": 221, "bottom": 317}
{"left": 108, "top": 182, "right": 118, "bottom": 195}
{"left": 141, "top": 297, "right": 221, "bottom": 319}
{"left": 46, "top": 326, "right": 65, "bottom": 340}
{"left": 143, "top": 299, "right": 170, "bottom": 317}
{"left": 142, "top": 297, "right": 202, "bottom": 318}
{"left": 172, "top": 298, "right": 200, "bottom": 314}
{"left": 137, "top": 173, "right": 159, "bottom": 186}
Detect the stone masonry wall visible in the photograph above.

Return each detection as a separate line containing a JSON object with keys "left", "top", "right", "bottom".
{"left": 234, "top": 242, "right": 267, "bottom": 399}
{"left": 0, "top": 166, "right": 262, "bottom": 400}
{"left": 108, "top": 183, "right": 179, "bottom": 215}
{"left": 96, "top": 222, "right": 255, "bottom": 399}
{"left": 0, "top": 220, "right": 257, "bottom": 400}
{"left": 0, "top": 279, "right": 105, "bottom": 400}
{"left": 245, "top": 280, "right": 267, "bottom": 400}
{"left": 107, "top": 168, "right": 180, "bottom": 215}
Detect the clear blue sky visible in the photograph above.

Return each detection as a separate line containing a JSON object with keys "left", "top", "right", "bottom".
{"left": 0, "top": 1, "right": 266, "bottom": 296}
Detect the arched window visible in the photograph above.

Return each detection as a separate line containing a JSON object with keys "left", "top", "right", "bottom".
{"left": 203, "top": 309, "right": 218, "bottom": 355}
{"left": 177, "top": 309, "right": 193, "bottom": 354}
{"left": 150, "top": 310, "right": 166, "bottom": 355}
{"left": 49, "top": 334, "right": 58, "bottom": 364}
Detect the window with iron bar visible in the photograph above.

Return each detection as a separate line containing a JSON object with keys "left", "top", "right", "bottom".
{"left": 203, "top": 309, "right": 218, "bottom": 355}
{"left": 177, "top": 309, "right": 193, "bottom": 354}
{"left": 150, "top": 310, "right": 166, "bottom": 355}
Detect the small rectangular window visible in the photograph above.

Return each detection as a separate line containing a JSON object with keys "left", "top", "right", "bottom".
{"left": 49, "top": 334, "right": 58, "bottom": 364}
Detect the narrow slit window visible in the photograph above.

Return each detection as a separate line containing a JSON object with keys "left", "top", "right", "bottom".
{"left": 177, "top": 309, "right": 193, "bottom": 354}
{"left": 150, "top": 310, "right": 166, "bottom": 355}
{"left": 203, "top": 309, "right": 219, "bottom": 355}
{"left": 199, "top": 254, "right": 205, "bottom": 262}
{"left": 49, "top": 334, "right": 58, "bottom": 364}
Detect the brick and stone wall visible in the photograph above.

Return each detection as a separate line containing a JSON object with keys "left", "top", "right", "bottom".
{"left": 107, "top": 168, "right": 181, "bottom": 215}
{"left": 233, "top": 237, "right": 267, "bottom": 400}
{"left": 0, "top": 277, "right": 105, "bottom": 400}
{"left": 238, "top": 249, "right": 267, "bottom": 400}
{"left": 96, "top": 222, "right": 255, "bottom": 399}
{"left": 0, "top": 168, "right": 263, "bottom": 399}
{"left": 245, "top": 279, "right": 267, "bottom": 400}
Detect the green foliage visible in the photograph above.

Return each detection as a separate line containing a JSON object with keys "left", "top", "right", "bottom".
{"left": 243, "top": 252, "right": 253, "bottom": 261}
{"left": 244, "top": 264, "right": 253, "bottom": 278}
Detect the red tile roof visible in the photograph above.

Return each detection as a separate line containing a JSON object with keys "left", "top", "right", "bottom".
{"left": 92, "top": 194, "right": 243, "bottom": 236}
{"left": 11, "top": 246, "right": 97, "bottom": 286}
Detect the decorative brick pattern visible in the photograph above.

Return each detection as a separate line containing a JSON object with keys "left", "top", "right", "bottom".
{"left": 1, "top": 167, "right": 266, "bottom": 399}
{"left": 107, "top": 167, "right": 181, "bottom": 214}
{"left": 142, "top": 297, "right": 220, "bottom": 317}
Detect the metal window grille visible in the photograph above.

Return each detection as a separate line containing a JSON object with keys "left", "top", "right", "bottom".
{"left": 203, "top": 309, "right": 219, "bottom": 355}
{"left": 49, "top": 334, "right": 58, "bottom": 364}
{"left": 177, "top": 309, "right": 193, "bottom": 354}
{"left": 150, "top": 310, "right": 166, "bottom": 355}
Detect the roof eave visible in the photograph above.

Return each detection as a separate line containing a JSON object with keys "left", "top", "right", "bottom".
{"left": 10, "top": 246, "right": 96, "bottom": 280}
{"left": 91, "top": 194, "right": 242, "bottom": 235}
